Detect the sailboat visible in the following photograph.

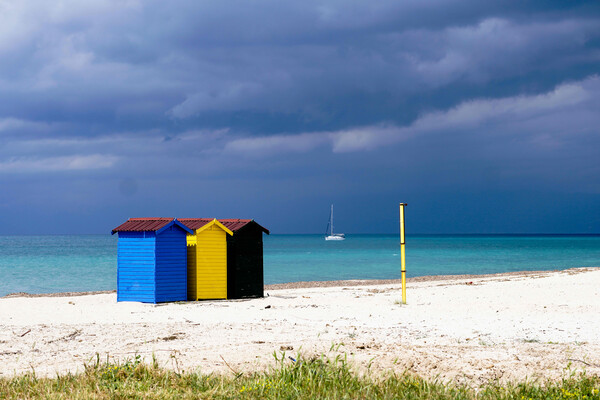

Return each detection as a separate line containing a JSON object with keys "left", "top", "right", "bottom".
{"left": 325, "top": 204, "right": 345, "bottom": 241}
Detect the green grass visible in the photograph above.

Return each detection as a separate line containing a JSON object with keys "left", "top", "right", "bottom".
{"left": 0, "top": 353, "right": 599, "bottom": 399}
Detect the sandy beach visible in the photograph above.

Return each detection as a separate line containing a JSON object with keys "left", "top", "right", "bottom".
{"left": 1, "top": 267, "right": 599, "bottom": 385}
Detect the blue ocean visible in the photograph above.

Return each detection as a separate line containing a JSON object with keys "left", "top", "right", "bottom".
{"left": 1, "top": 234, "right": 599, "bottom": 297}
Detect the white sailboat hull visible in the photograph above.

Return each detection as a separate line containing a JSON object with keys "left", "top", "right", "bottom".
{"left": 325, "top": 234, "right": 345, "bottom": 241}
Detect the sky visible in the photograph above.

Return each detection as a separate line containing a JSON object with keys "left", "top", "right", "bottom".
{"left": 0, "top": 0, "right": 599, "bottom": 235}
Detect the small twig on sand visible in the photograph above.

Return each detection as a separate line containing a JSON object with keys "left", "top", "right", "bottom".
{"left": 0, "top": 351, "right": 22, "bottom": 356}
{"left": 567, "top": 358, "right": 600, "bottom": 368}
{"left": 220, "top": 355, "right": 241, "bottom": 377}
{"left": 111, "top": 350, "right": 177, "bottom": 355}
{"left": 47, "top": 329, "right": 82, "bottom": 344}
{"left": 20, "top": 329, "right": 31, "bottom": 337}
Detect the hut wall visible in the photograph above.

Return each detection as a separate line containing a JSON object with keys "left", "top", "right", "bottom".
{"left": 117, "top": 231, "right": 156, "bottom": 303}
{"left": 227, "top": 225, "right": 264, "bottom": 299}
{"left": 191, "top": 224, "right": 228, "bottom": 300}
{"left": 186, "top": 235, "right": 197, "bottom": 301}
{"left": 154, "top": 225, "right": 188, "bottom": 303}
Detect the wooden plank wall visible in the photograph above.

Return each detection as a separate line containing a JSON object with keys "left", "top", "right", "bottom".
{"left": 194, "top": 225, "right": 228, "bottom": 299}
{"left": 227, "top": 226, "right": 264, "bottom": 299}
{"left": 155, "top": 225, "right": 188, "bottom": 303}
{"left": 186, "top": 234, "right": 197, "bottom": 301}
{"left": 117, "top": 231, "right": 156, "bottom": 303}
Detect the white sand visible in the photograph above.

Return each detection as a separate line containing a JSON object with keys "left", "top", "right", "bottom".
{"left": 1, "top": 267, "right": 599, "bottom": 385}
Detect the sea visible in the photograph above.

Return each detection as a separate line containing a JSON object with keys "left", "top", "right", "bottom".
{"left": 1, "top": 234, "right": 599, "bottom": 297}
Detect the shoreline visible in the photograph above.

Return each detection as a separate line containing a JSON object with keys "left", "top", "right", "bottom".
{"left": 3, "top": 266, "right": 597, "bottom": 298}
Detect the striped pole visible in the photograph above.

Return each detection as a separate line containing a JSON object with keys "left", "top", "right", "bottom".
{"left": 399, "top": 203, "right": 407, "bottom": 304}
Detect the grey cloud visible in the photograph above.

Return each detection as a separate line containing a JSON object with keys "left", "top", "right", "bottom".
{"left": 221, "top": 76, "right": 599, "bottom": 154}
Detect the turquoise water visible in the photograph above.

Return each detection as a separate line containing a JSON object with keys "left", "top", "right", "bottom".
{"left": 1, "top": 234, "right": 599, "bottom": 296}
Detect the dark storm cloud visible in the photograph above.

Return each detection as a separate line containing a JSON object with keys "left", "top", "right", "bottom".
{"left": 0, "top": 0, "right": 599, "bottom": 233}
{"left": 1, "top": 0, "right": 598, "bottom": 129}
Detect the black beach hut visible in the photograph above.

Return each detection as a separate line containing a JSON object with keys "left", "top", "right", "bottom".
{"left": 179, "top": 218, "right": 269, "bottom": 299}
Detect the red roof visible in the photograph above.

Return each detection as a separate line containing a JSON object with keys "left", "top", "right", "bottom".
{"left": 179, "top": 218, "right": 269, "bottom": 234}
{"left": 176, "top": 218, "right": 213, "bottom": 230}
{"left": 112, "top": 218, "right": 174, "bottom": 234}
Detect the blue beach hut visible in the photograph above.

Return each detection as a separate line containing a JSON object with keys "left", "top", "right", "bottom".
{"left": 111, "top": 218, "right": 193, "bottom": 303}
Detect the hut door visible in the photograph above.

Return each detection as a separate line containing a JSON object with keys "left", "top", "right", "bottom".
{"left": 195, "top": 225, "right": 228, "bottom": 299}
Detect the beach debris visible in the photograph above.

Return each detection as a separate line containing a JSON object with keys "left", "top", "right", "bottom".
{"left": 567, "top": 358, "right": 600, "bottom": 368}
{"left": 161, "top": 333, "right": 184, "bottom": 341}
{"left": 280, "top": 345, "right": 293, "bottom": 351}
{"left": 288, "top": 356, "right": 296, "bottom": 362}
{"left": 47, "top": 329, "right": 82, "bottom": 344}
{"left": 264, "top": 305, "right": 271, "bottom": 309}
{"left": 466, "top": 281, "right": 473, "bottom": 285}
{"left": 220, "top": 355, "right": 242, "bottom": 378}
{"left": 0, "top": 351, "right": 22, "bottom": 356}
{"left": 19, "top": 329, "right": 31, "bottom": 337}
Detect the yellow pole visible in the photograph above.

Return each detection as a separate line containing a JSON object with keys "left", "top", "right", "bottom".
{"left": 399, "top": 203, "right": 407, "bottom": 304}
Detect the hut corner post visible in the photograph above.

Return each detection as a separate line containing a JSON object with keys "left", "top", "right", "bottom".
{"left": 399, "top": 203, "right": 407, "bottom": 304}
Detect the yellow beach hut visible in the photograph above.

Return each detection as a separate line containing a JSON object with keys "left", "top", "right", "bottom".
{"left": 182, "top": 218, "right": 233, "bottom": 300}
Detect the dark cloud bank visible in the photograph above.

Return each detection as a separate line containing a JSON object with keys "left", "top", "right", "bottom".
{"left": 0, "top": 0, "right": 599, "bottom": 234}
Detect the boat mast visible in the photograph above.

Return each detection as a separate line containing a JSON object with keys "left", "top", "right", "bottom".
{"left": 330, "top": 204, "right": 334, "bottom": 235}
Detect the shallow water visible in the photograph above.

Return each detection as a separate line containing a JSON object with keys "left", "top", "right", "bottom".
{"left": 0, "top": 234, "right": 599, "bottom": 296}
{"left": 264, "top": 234, "right": 600, "bottom": 283}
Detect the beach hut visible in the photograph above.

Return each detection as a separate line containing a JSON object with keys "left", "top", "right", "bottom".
{"left": 179, "top": 218, "right": 270, "bottom": 300}
{"left": 222, "top": 219, "right": 270, "bottom": 299}
{"left": 179, "top": 219, "right": 233, "bottom": 300}
{"left": 111, "top": 218, "right": 193, "bottom": 303}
